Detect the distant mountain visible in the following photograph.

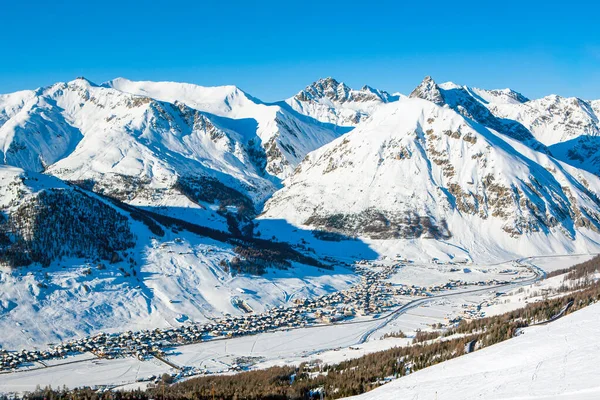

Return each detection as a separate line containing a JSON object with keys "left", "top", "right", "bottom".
{"left": 261, "top": 96, "right": 600, "bottom": 260}
{"left": 409, "top": 77, "right": 600, "bottom": 175}
{"left": 409, "top": 76, "right": 543, "bottom": 149}
{"left": 286, "top": 77, "right": 398, "bottom": 126}
{"left": 104, "top": 77, "right": 347, "bottom": 178}
{"left": 486, "top": 94, "right": 600, "bottom": 174}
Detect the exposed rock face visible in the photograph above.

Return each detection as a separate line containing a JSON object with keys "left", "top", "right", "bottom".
{"left": 305, "top": 210, "right": 452, "bottom": 240}
{"left": 287, "top": 78, "right": 396, "bottom": 126}
{"left": 409, "top": 76, "right": 445, "bottom": 105}
{"left": 295, "top": 77, "right": 393, "bottom": 104}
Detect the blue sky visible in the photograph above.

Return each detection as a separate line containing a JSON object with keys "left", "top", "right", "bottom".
{"left": 1, "top": 0, "right": 598, "bottom": 101}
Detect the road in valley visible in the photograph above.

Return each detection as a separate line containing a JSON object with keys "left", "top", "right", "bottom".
{"left": 0, "top": 254, "right": 588, "bottom": 393}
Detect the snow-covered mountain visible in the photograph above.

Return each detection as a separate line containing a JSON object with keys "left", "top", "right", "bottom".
{"left": 0, "top": 77, "right": 354, "bottom": 234}
{"left": 261, "top": 96, "right": 600, "bottom": 260}
{"left": 488, "top": 94, "right": 599, "bottom": 145}
{"left": 286, "top": 77, "right": 398, "bottom": 126}
{"left": 103, "top": 77, "right": 348, "bottom": 178}
{"left": 2, "top": 74, "right": 600, "bottom": 350}
{"left": 487, "top": 94, "right": 600, "bottom": 174}
{"left": 0, "top": 78, "right": 269, "bottom": 194}
{"left": 409, "top": 77, "right": 600, "bottom": 175}
{"left": 2, "top": 75, "right": 600, "bottom": 259}
{"left": 409, "top": 77, "right": 543, "bottom": 150}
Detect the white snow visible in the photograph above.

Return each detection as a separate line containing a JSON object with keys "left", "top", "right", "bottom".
{"left": 0, "top": 253, "right": 584, "bottom": 393}
{"left": 0, "top": 356, "right": 172, "bottom": 391}
{"left": 261, "top": 97, "right": 600, "bottom": 262}
{"left": 488, "top": 95, "right": 600, "bottom": 146}
{"left": 344, "top": 301, "right": 600, "bottom": 400}
{"left": 103, "top": 77, "right": 346, "bottom": 179}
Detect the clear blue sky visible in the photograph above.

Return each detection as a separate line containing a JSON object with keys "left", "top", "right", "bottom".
{"left": 1, "top": 0, "right": 598, "bottom": 101}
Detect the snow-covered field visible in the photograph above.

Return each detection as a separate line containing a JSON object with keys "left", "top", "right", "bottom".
{"left": 0, "top": 356, "right": 172, "bottom": 392}
{"left": 521, "top": 254, "right": 596, "bottom": 273}
{"left": 344, "top": 300, "right": 600, "bottom": 400}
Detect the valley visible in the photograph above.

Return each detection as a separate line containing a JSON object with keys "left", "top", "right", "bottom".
{"left": 0, "top": 252, "right": 573, "bottom": 392}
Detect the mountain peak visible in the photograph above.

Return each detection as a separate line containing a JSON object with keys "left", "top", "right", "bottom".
{"left": 319, "top": 76, "right": 341, "bottom": 86}
{"left": 295, "top": 77, "right": 348, "bottom": 102}
{"left": 68, "top": 76, "right": 98, "bottom": 88}
{"left": 295, "top": 77, "right": 391, "bottom": 104}
{"left": 473, "top": 87, "right": 529, "bottom": 104}
{"left": 409, "top": 76, "right": 445, "bottom": 105}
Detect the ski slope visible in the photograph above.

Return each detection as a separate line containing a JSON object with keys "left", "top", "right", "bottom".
{"left": 344, "top": 301, "right": 600, "bottom": 400}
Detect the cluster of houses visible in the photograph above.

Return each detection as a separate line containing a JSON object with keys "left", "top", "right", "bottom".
{"left": 394, "top": 277, "right": 512, "bottom": 298}
{"left": 0, "top": 262, "right": 399, "bottom": 371}
{"left": 0, "top": 261, "right": 514, "bottom": 372}
{"left": 291, "top": 262, "right": 403, "bottom": 321}
{"left": 460, "top": 302, "right": 487, "bottom": 319}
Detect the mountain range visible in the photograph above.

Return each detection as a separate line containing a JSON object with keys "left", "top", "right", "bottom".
{"left": 1, "top": 75, "right": 600, "bottom": 348}
{"left": 2, "top": 75, "right": 600, "bottom": 262}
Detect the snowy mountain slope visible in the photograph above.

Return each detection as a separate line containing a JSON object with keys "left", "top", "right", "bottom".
{"left": 487, "top": 95, "right": 600, "bottom": 174}
{"left": 409, "top": 77, "right": 600, "bottom": 175}
{"left": 103, "top": 78, "right": 348, "bottom": 178}
{"left": 0, "top": 165, "right": 355, "bottom": 350}
{"left": 285, "top": 77, "right": 397, "bottom": 126}
{"left": 593, "top": 100, "right": 600, "bottom": 115}
{"left": 465, "top": 86, "right": 529, "bottom": 105}
{"left": 0, "top": 87, "right": 83, "bottom": 172}
{"left": 409, "top": 77, "right": 544, "bottom": 150}
{"left": 0, "top": 78, "right": 292, "bottom": 232}
{"left": 489, "top": 95, "right": 600, "bottom": 146}
{"left": 344, "top": 301, "right": 600, "bottom": 400}
{"left": 2, "top": 78, "right": 274, "bottom": 192}
{"left": 261, "top": 97, "right": 600, "bottom": 261}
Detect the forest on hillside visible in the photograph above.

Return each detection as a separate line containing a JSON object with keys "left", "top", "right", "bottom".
{"left": 0, "top": 189, "right": 135, "bottom": 267}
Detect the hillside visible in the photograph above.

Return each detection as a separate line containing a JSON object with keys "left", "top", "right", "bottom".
{"left": 344, "top": 301, "right": 600, "bottom": 400}
{"left": 0, "top": 165, "right": 351, "bottom": 350}
{"left": 0, "top": 166, "right": 134, "bottom": 267}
